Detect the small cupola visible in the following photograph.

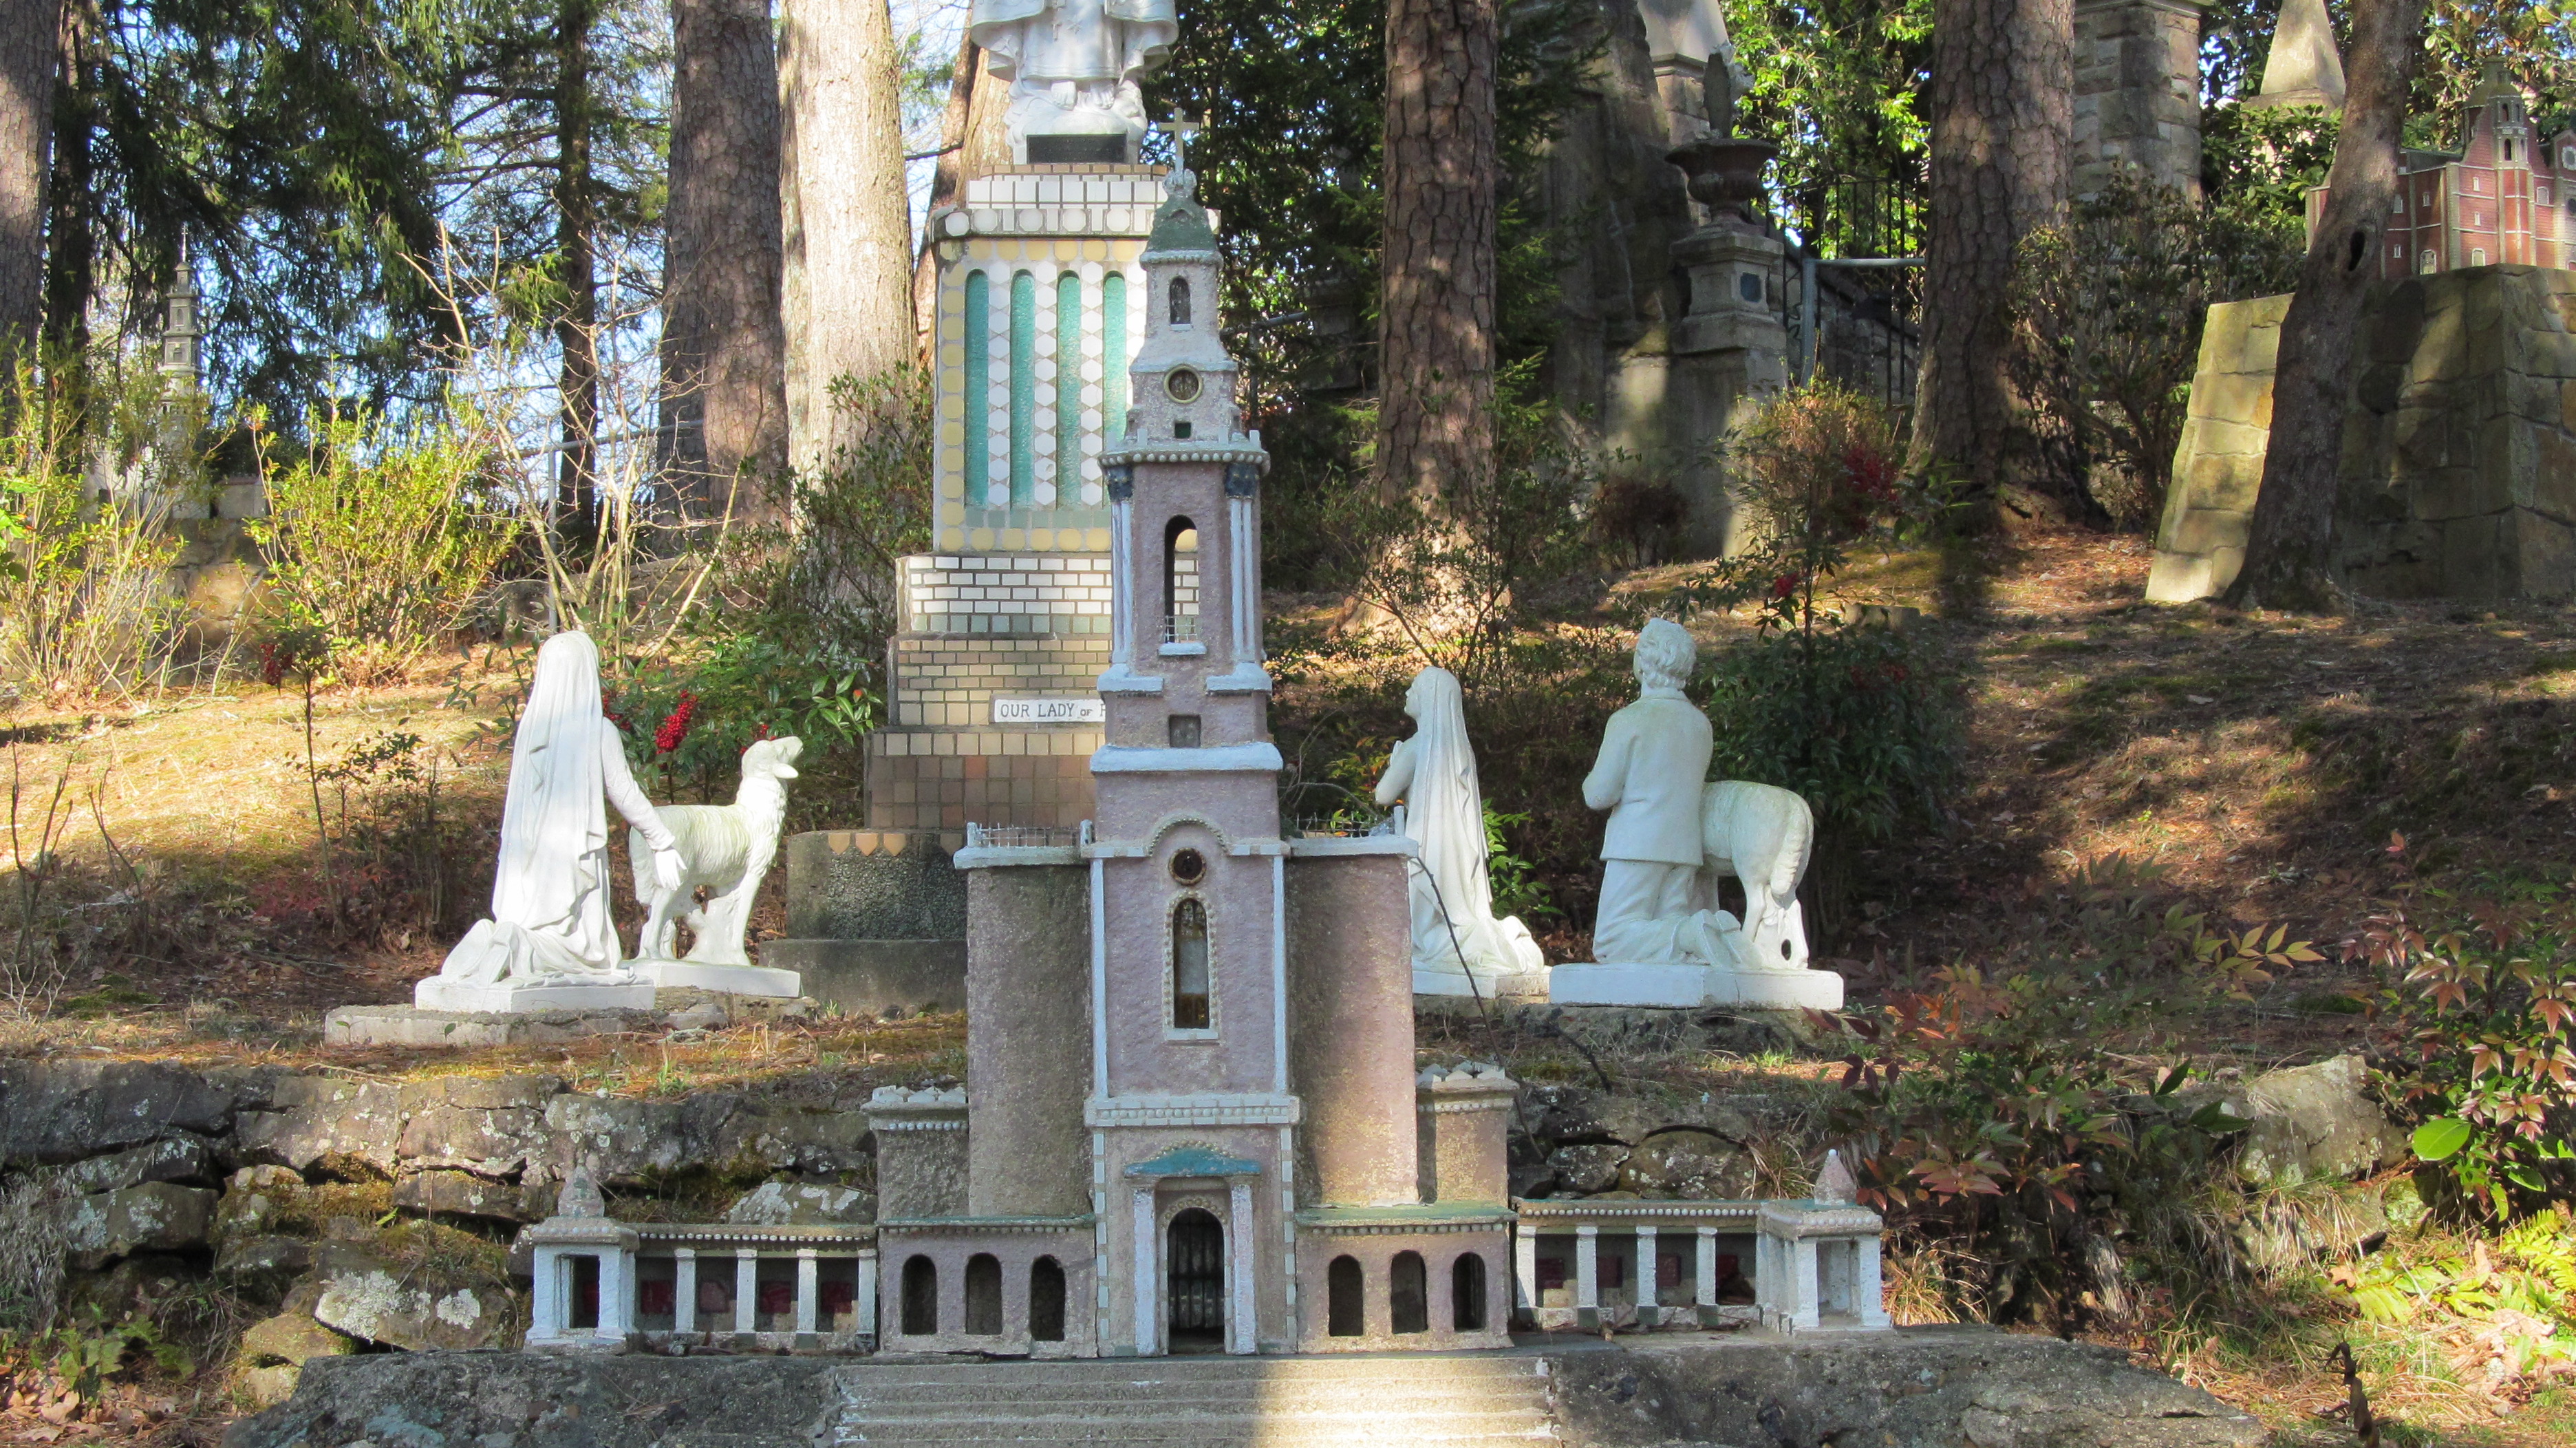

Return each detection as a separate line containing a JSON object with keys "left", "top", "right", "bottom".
{"left": 1125, "top": 167, "right": 1238, "bottom": 446}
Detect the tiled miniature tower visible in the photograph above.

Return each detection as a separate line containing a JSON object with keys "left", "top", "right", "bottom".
{"left": 869, "top": 140, "right": 1518, "bottom": 1358}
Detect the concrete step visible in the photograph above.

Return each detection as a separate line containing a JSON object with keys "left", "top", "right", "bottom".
{"left": 830, "top": 1411, "right": 1554, "bottom": 1440}
{"left": 844, "top": 1380, "right": 1548, "bottom": 1409}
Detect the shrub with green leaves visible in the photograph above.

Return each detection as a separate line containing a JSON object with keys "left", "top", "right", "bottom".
{"left": 248, "top": 408, "right": 518, "bottom": 687}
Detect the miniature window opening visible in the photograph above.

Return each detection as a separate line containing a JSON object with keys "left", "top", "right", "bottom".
{"left": 1737, "top": 271, "right": 1762, "bottom": 303}
{"left": 1170, "top": 847, "right": 1207, "bottom": 885}
{"left": 1162, "top": 518, "right": 1199, "bottom": 642}
{"left": 568, "top": 1253, "right": 601, "bottom": 1330}
{"left": 1030, "top": 1257, "right": 1067, "bottom": 1341}
{"left": 1174, "top": 419, "right": 1193, "bottom": 438}
{"left": 696, "top": 1271, "right": 733, "bottom": 1321}
{"left": 1168, "top": 714, "right": 1202, "bottom": 748}
{"left": 965, "top": 1253, "right": 1003, "bottom": 1335}
{"left": 1167, "top": 1209, "right": 1225, "bottom": 1349}
{"left": 1390, "top": 1250, "right": 1428, "bottom": 1334}
{"left": 1168, "top": 276, "right": 1192, "bottom": 327}
{"left": 1326, "top": 1255, "right": 1365, "bottom": 1336}
{"left": 901, "top": 1255, "right": 938, "bottom": 1335}
{"left": 1452, "top": 1253, "right": 1487, "bottom": 1331}
{"left": 820, "top": 1266, "right": 859, "bottom": 1330}
{"left": 637, "top": 1257, "right": 677, "bottom": 1328}
{"left": 756, "top": 1258, "right": 796, "bottom": 1330}
{"left": 1172, "top": 897, "right": 1211, "bottom": 1029}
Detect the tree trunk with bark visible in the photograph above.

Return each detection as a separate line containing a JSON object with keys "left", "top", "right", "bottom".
{"left": 1911, "top": 0, "right": 2073, "bottom": 520}
{"left": 41, "top": 0, "right": 86, "bottom": 353}
{"left": 1375, "top": 0, "right": 1497, "bottom": 509}
{"left": 778, "top": 0, "right": 912, "bottom": 474}
{"left": 556, "top": 0, "right": 601, "bottom": 548}
{"left": 0, "top": 0, "right": 60, "bottom": 354}
{"left": 2223, "top": 0, "right": 2423, "bottom": 610}
{"left": 661, "top": 0, "right": 788, "bottom": 520}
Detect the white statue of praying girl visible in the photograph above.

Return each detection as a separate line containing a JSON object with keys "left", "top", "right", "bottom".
{"left": 420, "top": 630, "right": 683, "bottom": 1008}
{"left": 1373, "top": 666, "right": 1549, "bottom": 997}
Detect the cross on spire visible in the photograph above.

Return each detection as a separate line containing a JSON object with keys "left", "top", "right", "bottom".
{"left": 1156, "top": 113, "right": 1206, "bottom": 174}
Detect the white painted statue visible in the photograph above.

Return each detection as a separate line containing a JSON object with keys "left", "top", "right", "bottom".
{"left": 1373, "top": 666, "right": 1548, "bottom": 997}
{"left": 967, "top": 0, "right": 1178, "bottom": 156}
{"left": 1552, "top": 619, "right": 1837, "bottom": 1010}
{"left": 632, "top": 735, "right": 802, "bottom": 986}
{"left": 420, "top": 630, "right": 680, "bottom": 1011}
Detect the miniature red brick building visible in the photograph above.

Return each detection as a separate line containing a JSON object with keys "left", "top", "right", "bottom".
{"left": 2306, "top": 62, "right": 2576, "bottom": 278}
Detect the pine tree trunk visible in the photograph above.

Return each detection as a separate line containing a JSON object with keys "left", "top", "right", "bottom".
{"left": 1911, "top": 0, "right": 2072, "bottom": 519}
{"left": 2223, "top": 0, "right": 2423, "bottom": 611}
{"left": 0, "top": 0, "right": 60, "bottom": 352}
{"left": 662, "top": 0, "right": 788, "bottom": 520}
{"left": 556, "top": 0, "right": 601, "bottom": 547}
{"left": 778, "top": 0, "right": 912, "bottom": 475}
{"left": 1375, "top": 0, "right": 1497, "bottom": 509}
{"left": 41, "top": 0, "right": 85, "bottom": 353}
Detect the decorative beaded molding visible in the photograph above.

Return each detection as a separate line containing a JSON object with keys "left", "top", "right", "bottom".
{"left": 1084, "top": 1092, "right": 1301, "bottom": 1127}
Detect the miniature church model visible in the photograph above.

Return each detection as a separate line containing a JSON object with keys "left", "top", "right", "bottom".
{"left": 864, "top": 145, "right": 1522, "bottom": 1357}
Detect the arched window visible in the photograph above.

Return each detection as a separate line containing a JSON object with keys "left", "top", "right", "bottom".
{"left": 1452, "top": 1253, "right": 1488, "bottom": 1332}
{"left": 1168, "top": 275, "right": 1192, "bottom": 327}
{"left": 901, "top": 1255, "right": 938, "bottom": 1335}
{"left": 1009, "top": 271, "right": 1038, "bottom": 506}
{"left": 1030, "top": 1257, "right": 1066, "bottom": 1342}
{"left": 1327, "top": 1256, "right": 1364, "bottom": 1337}
{"left": 1103, "top": 271, "right": 1130, "bottom": 441}
{"left": 1172, "top": 897, "right": 1210, "bottom": 1029}
{"left": 1390, "top": 1250, "right": 1428, "bottom": 1334}
{"left": 964, "top": 271, "right": 991, "bottom": 505}
{"left": 964, "top": 1253, "right": 1002, "bottom": 1335}
{"left": 1054, "top": 271, "right": 1082, "bottom": 502}
{"left": 1162, "top": 515, "right": 1199, "bottom": 643}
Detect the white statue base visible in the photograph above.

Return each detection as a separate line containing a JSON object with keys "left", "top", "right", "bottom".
{"left": 1414, "top": 966, "right": 1552, "bottom": 1001}
{"left": 414, "top": 977, "right": 660, "bottom": 1014}
{"left": 1549, "top": 961, "right": 1843, "bottom": 1010}
{"left": 638, "top": 959, "right": 804, "bottom": 998}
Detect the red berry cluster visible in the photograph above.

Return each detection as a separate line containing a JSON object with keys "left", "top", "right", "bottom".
{"left": 655, "top": 692, "right": 699, "bottom": 754}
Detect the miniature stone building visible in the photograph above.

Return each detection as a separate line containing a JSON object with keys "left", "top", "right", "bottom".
{"left": 2304, "top": 63, "right": 2574, "bottom": 278}
{"left": 1753, "top": 1151, "right": 1891, "bottom": 1332}
{"left": 1512, "top": 1198, "right": 1761, "bottom": 1332}
{"left": 865, "top": 165, "right": 1519, "bottom": 1359}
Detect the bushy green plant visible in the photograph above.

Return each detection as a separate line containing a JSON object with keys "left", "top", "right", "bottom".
{"left": 248, "top": 407, "right": 519, "bottom": 687}
{"left": 0, "top": 360, "right": 190, "bottom": 703}
{"left": 2353, "top": 840, "right": 2576, "bottom": 1221}
{"left": 2008, "top": 171, "right": 2301, "bottom": 529}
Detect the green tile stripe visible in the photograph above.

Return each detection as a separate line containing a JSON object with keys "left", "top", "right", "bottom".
{"left": 1055, "top": 270, "right": 1082, "bottom": 502}
{"left": 964, "top": 270, "right": 989, "bottom": 504}
{"left": 1009, "top": 270, "right": 1036, "bottom": 507}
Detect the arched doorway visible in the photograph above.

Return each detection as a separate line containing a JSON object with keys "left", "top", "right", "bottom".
{"left": 1166, "top": 1208, "right": 1225, "bottom": 1352}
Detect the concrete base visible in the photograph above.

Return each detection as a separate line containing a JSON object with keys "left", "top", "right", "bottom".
{"left": 760, "top": 938, "right": 967, "bottom": 1016}
{"left": 1413, "top": 966, "right": 1553, "bottom": 1001}
{"left": 412, "top": 977, "right": 658, "bottom": 1014}
{"left": 639, "top": 959, "right": 804, "bottom": 997}
{"left": 1549, "top": 961, "right": 1844, "bottom": 1010}
{"left": 325, "top": 1003, "right": 658, "bottom": 1048}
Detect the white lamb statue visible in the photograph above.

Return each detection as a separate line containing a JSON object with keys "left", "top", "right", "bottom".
{"left": 630, "top": 736, "right": 801, "bottom": 988}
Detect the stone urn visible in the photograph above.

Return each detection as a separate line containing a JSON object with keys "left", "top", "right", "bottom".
{"left": 1666, "top": 136, "right": 1778, "bottom": 231}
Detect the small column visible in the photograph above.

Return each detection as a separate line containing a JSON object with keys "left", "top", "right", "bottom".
{"left": 601, "top": 1249, "right": 630, "bottom": 1339}
{"left": 1108, "top": 473, "right": 1135, "bottom": 666}
{"left": 1575, "top": 1224, "right": 1600, "bottom": 1332}
{"left": 1132, "top": 1186, "right": 1160, "bottom": 1354}
{"left": 674, "top": 1249, "right": 698, "bottom": 1336}
{"left": 1227, "top": 1179, "right": 1258, "bottom": 1355}
{"left": 1634, "top": 1224, "right": 1660, "bottom": 1326}
{"left": 857, "top": 1251, "right": 881, "bottom": 1343}
{"left": 1694, "top": 1226, "right": 1719, "bottom": 1327}
{"left": 530, "top": 1247, "right": 562, "bottom": 1341}
{"left": 1791, "top": 1239, "right": 1821, "bottom": 1330}
{"left": 795, "top": 1249, "right": 821, "bottom": 1338}
{"left": 734, "top": 1250, "right": 758, "bottom": 1337}
{"left": 1857, "top": 1236, "right": 1891, "bottom": 1329}
{"left": 1512, "top": 1228, "right": 1538, "bottom": 1321}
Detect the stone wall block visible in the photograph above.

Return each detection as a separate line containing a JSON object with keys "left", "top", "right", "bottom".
{"left": 2167, "top": 508, "right": 2251, "bottom": 554}
{"left": 58, "top": 1136, "right": 214, "bottom": 1195}
{"left": 705, "top": 1103, "right": 876, "bottom": 1176}
{"left": 310, "top": 1243, "right": 514, "bottom": 1352}
{"left": 2511, "top": 510, "right": 2576, "bottom": 599}
{"left": 234, "top": 1082, "right": 405, "bottom": 1178}
{"left": 2539, "top": 430, "right": 2576, "bottom": 520}
{"left": 394, "top": 1107, "right": 546, "bottom": 1178}
{"left": 0, "top": 1059, "right": 242, "bottom": 1163}
{"left": 539, "top": 1095, "right": 690, "bottom": 1184}
{"left": 61, "top": 1180, "right": 219, "bottom": 1268}
{"left": 2521, "top": 328, "right": 2576, "bottom": 379}
{"left": 397, "top": 1075, "right": 561, "bottom": 1114}
{"left": 2441, "top": 514, "right": 2506, "bottom": 597}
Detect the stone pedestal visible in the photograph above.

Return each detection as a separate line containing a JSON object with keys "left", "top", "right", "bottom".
{"left": 412, "top": 977, "right": 657, "bottom": 1014}
{"left": 1413, "top": 963, "right": 1552, "bottom": 1001}
{"left": 1548, "top": 961, "right": 1842, "bottom": 1010}
{"left": 755, "top": 831, "right": 971, "bottom": 1014}
{"left": 2071, "top": 0, "right": 2207, "bottom": 200}
{"left": 639, "top": 960, "right": 804, "bottom": 997}
{"left": 1666, "top": 224, "right": 1789, "bottom": 556}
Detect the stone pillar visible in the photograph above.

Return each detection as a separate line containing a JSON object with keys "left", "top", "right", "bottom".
{"left": 856, "top": 1250, "right": 880, "bottom": 1343}
{"left": 795, "top": 1249, "right": 820, "bottom": 1337}
{"left": 762, "top": 831, "right": 972, "bottom": 1015}
{"left": 962, "top": 861, "right": 1091, "bottom": 1217}
{"left": 1228, "top": 1179, "right": 1258, "bottom": 1354}
{"left": 733, "top": 1251, "right": 758, "bottom": 1337}
{"left": 674, "top": 1248, "right": 698, "bottom": 1335}
{"left": 1575, "top": 1224, "right": 1601, "bottom": 1332}
{"left": 1130, "top": 1186, "right": 1160, "bottom": 1355}
{"left": 1634, "top": 1224, "right": 1661, "bottom": 1325}
{"left": 2071, "top": 0, "right": 2207, "bottom": 200}
{"left": 1667, "top": 223, "right": 1788, "bottom": 557}
{"left": 1285, "top": 853, "right": 1417, "bottom": 1208}
{"left": 1414, "top": 1061, "right": 1518, "bottom": 1205}
{"left": 1514, "top": 1228, "right": 1539, "bottom": 1321}
{"left": 866, "top": 1087, "right": 972, "bottom": 1218}
{"left": 1695, "top": 1225, "right": 1719, "bottom": 1325}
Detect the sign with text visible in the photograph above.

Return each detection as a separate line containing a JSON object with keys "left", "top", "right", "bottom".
{"left": 991, "top": 696, "right": 1107, "bottom": 725}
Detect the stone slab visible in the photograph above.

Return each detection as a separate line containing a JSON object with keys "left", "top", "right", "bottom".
{"left": 324, "top": 1004, "right": 660, "bottom": 1049}
{"left": 640, "top": 959, "right": 804, "bottom": 997}
{"left": 762, "top": 937, "right": 967, "bottom": 1016}
{"left": 1414, "top": 966, "right": 1552, "bottom": 1001}
{"left": 412, "top": 977, "right": 658, "bottom": 1014}
{"left": 1550, "top": 961, "right": 1843, "bottom": 1010}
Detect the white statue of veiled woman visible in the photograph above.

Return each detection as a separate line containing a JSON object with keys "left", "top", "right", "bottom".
{"left": 1373, "top": 667, "right": 1549, "bottom": 997}
{"left": 418, "top": 631, "right": 683, "bottom": 1009}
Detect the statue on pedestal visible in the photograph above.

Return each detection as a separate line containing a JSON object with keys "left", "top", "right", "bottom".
{"left": 967, "top": 0, "right": 1179, "bottom": 158}
{"left": 418, "top": 631, "right": 680, "bottom": 1012}
{"left": 1373, "top": 666, "right": 1548, "bottom": 997}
